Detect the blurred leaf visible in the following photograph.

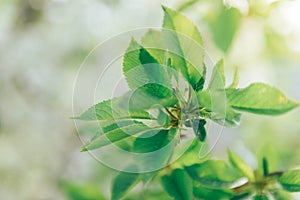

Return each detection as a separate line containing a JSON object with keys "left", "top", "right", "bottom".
{"left": 228, "top": 149, "right": 255, "bottom": 182}
{"left": 161, "top": 168, "right": 193, "bottom": 200}
{"left": 162, "top": 6, "right": 205, "bottom": 91}
{"left": 278, "top": 170, "right": 300, "bottom": 192}
{"left": 185, "top": 160, "right": 241, "bottom": 189}
{"left": 59, "top": 181, "right": 105, "bottom": 200}
{"left": 226, "top": 83, "right": 299, "bottom": 115}
{"left": 210, "top": 6, "right": 241, "bottom": 52}
{"left": 111, "top": 167, "right": 140, "bottom": 200}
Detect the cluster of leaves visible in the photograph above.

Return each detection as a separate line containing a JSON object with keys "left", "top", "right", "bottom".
{"left": 75, "top": 6, "right": 299, "bottom": 200}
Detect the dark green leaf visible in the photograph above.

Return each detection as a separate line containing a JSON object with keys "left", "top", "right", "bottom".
{"left": 253, "top": 194, "right": 269, "bottom": 200}
{"left": 185, "top": 160, "right": 241, "bottom": 189}
{"left": 228, "top": 149, "right": 255, "bottom": 182}
{"left": 192, "top": 119, "right": 207, "bottom": 142}
{"left": 278, "top": 170, "right": 300, "bottom": 192}
{"left": 262, "top": 157, "right": 269, "bottom": 177}
{"left": 161, "top": 168, "right": 193, "bottom": 200}
{"left": 226, "top": 83, "right": 299, "bottom": 115}
{"left": 111, "top": 166, "right": 140, "bottom": 200}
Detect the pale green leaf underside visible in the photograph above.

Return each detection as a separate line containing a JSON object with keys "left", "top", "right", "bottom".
{"left": 226, "top": 83, "right": 299, "bottom": 115}
{"left": 228, "top": 149, "right": 255, "bottom": 182}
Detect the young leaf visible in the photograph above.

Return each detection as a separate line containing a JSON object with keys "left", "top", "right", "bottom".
{"left": 278, "top": 170, "right": 300, "bottom": 192}
{"left": 76, "top": 99, "right": 151, "bottom": 121}
{"left": 185, "top": 160, "right": 241, "bottom": 189}
{"left": 226, "top": 83, "right": 299, "bottom": 115}
{"left": 161, "top": 168, "right": 193, "bottom": 200}
{"left": 162, "top": 6, "right": 205, "bottom": 91}
{"left": 111, "top": 166, "right": 140, "bottom": 200}
{"left": 228, "top": 149, "right": 255, "bottom": 182}
{"left": 81, "top": 121, "right": 158, "bottom": 151}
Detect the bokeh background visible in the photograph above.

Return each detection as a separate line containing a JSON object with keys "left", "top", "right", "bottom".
{"left": 0, "top": 0, "right": 299, "bottom": 199}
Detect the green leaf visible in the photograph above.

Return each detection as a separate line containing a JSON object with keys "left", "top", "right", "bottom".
{"left": 196, "top": 90, "right": 241, "bottom": 127}
{"left": 262, "top": 157, "right": 269, "bottom": 177}
{"left": 185, "top": 160, "right": 241, "bottom": 189}
{"left": 59, "top": 181, "right": 105, "bottom": 200}
{"left": 192, "top": 119, "right": 207, "bottom": 142}
{"left": 193, "top": 182, "right": 234, "bottom": 199}
{"left": 76, "top": 98, "right": 152, "bottom": 121}
{"left": 127, "top": 87, "right": 178, "bottom": 110}
{"left": 228, "top": 67, "right": 239, "bottom": 89}
{"left": 210, "top": 6, "right": 241, "bottom": 52}
{"left": 111, "top": 166, "right": 140, "bottom": 200}
{"left": 123, "top": 39, "right": 173, "bottom": 98}
{"left": 208, "top": 59, "right": 225, "bottom": 89}
{"left": 270, "top": 189, "right": 293, "bottom": 200}
{"left": 278, "top": 170, "right": 300, "bottom": 192}
{"left": 162, "top": 6, "right": 205, "bottom": 91}
{"left": 173, "top": 138, "right": 203, "bottom": 168}
{"left": 253, "top": 194, "right": 269, "bottom": 200}
{"left": 226, "top": 83, "right": 299, "bottom": 115}
{"left": 81, "top": 121, "right": 158, "bottom": 151}
{"left": 132, "top": 128, "right": 178, "bottom": 170}
{"left": 228, "top": 149, "right": 255, "bottom": 182}
{"left": 141, "top": 29, "right": 167, "bottom": 65}
{"left": 161, "top": 168, "right": 193, "bottom": 200}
